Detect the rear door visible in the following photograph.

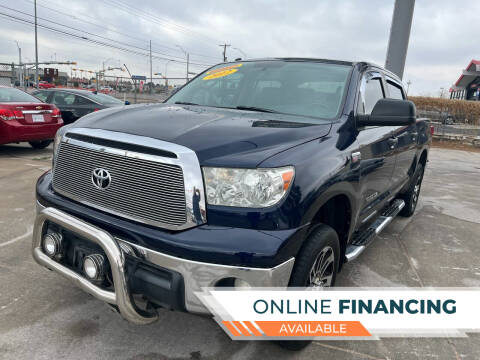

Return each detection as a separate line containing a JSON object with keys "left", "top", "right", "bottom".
{"left": 356, "top": 70, "right": 397, "bottom": 222}
{"left": 385, "top": 77, "right": 417, "bottom": 190}
{"left": 72, "top": 95, "right": 98, "bottom": 118}
{"left": 51, "top": 91, "right": 77, "bottom": 124}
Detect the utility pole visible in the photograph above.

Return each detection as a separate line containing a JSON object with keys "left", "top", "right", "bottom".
{"left": 149, "top": 40, "right": 153, "bottom": 93}
{"left": 385, "top": 0, "right": 415, "bottom": 79}
{"left": 34, "top": 0, "right": 39, "bottom": 88}
{"left": 406, "top": 80, "right": 411, "bottom": 95}
{"left": 219, "top": 44, "right": 231, "bottom": 62}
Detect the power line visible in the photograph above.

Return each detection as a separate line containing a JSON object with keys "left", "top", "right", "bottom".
{"left": 102, "top": 0, "right": 223, "bottom": 48}
{"left": 2, "top": 4, "right": 202, "bottom": 63}
{"left": 23, "top": 0, "right": 147, "bottom": 44}
{"left": 0, "top": 11, "right": 213, "bottom": 69}
{"left": 21, "top": 0, "right": 221, "bottom": 61}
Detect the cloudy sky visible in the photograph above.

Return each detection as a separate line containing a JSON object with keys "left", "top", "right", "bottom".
{"left": 0, "top": 0, "right": 476, "bottom": 95}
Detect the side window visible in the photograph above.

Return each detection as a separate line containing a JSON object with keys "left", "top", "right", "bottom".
{"left": 34, "top": 91, "right": 49, "bottom": 102}
{"left": 52, "top": 92, "right": 75, "bottom": 106}
{"left": 386, "top": 81, "right": 405, "bottom": 100}
{"left": 75, "top": 96, "right": 94, "bottom": 105}
{"left": 357, "top": 73, "right": 385, "bottom": 115}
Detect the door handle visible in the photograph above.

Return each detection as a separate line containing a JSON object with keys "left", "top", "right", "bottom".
{"left": 387, "top": 137, "right": 398, "bottom": 149}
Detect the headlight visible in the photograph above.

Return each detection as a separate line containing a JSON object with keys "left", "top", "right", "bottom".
{"left": 53, "top": 125, "right": 71, "bottom": 164}
{"left": 202, "top": 166, "right": 294, "bottom": 208}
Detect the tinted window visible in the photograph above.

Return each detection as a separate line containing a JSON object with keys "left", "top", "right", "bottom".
{"left": 386, "top": 81, "right": 404, "bottom": 100}
{"left": 52, "top": 92, "right": 75, "bottom": 106}
{"left": 357, "top": 75, "right": 384, "bottom": 114}
{"left": 75, "top": 96, "right": 94, "bottom": 105}
{"left": 0, "top": 87, "right": 42, "bottom": 103}
{"left": 85, "top": 92, "right": 123, "bottom": 105}
{"left": 32, "top": 91, "right": 49, "bottom": 102}
{"left": 167, "top": 61, "right": 352, "bottom": 120}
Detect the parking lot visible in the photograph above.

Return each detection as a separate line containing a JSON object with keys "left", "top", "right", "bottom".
{"left": 0, "top": 144, "right": 479, "bottom": 360}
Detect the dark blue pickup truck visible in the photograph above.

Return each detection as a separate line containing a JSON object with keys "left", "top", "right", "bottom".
{"left": 32, "top": 58, "right": 430, "bottom": 340}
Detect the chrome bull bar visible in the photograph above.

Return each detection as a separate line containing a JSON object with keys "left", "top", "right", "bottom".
{"left": 32, "top": 207, "right": 158, "bottom": 325}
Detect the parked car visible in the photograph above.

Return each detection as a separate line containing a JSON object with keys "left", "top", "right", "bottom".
{"left": 0, "top": 86, "right": 63, "bottom": 148}
{"left": 32, "top": 88, "right": 126, "bottom": 124}
{"left": 38, "top": 81, "right": 55, "bottom": 89}
{"left": 443, "top": 115, "right": 454, "bottom": 125}
{"left": 32, "top": 59, "right": 431, "bottom": 350}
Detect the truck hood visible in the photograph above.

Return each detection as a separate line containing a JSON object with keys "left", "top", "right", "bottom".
{"left": 73, "top": 103, "right": 332, "bottom": 167}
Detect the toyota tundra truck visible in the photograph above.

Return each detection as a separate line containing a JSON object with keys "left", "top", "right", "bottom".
{"left": 32, "top": 58, "right": 431, "bottom": 337}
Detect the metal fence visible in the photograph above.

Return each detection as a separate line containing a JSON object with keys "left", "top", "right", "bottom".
{"left": 0, "top": 63, "right": 15, "bottom": 86}
{"left": 1, "top": 63, "right": 187, "bottom": 104}
{"left": 65, "top": 75, "right": 188, "bottom": 104}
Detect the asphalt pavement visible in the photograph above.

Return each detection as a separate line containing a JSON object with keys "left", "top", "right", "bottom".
{"left": 0, "top": 144, "right": 479, "bottom": 360}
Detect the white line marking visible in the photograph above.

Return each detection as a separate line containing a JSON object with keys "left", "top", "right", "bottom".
{"left": 0, "top": 225, "right": 33, "bottom": 248}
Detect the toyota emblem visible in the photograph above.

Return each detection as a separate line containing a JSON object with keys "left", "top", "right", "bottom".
{"left": 91, "top": 168, "right": 111, "bottom": 189}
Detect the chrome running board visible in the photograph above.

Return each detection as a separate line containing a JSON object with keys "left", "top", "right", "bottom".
{"left": 345, "top": 199, "right": 405, "bottom": 262}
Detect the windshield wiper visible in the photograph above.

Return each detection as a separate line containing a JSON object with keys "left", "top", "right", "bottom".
{"left": 174, "top": 101, "right": 199, "bottom": 105}
{"left": 235, "top": 105, "right": 278, "bottom": 113}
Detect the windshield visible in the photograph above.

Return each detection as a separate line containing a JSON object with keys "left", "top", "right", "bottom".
{"left": 86, "top": 92, "right": 124, "bottom": 105}
{"left": 167, "top": 61, "right": 352, "bottom": 120}
{"left": 0, "top": 87, "right": 42, "bottom": 103}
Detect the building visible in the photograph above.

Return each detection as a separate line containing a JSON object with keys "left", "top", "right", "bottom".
{"left": 450, "top": 60, "right": 480, "bottom": 100}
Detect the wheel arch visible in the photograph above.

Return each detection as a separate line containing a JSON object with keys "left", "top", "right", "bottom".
{"left": 305, "top": 193, "right": 354, "bottom": 270}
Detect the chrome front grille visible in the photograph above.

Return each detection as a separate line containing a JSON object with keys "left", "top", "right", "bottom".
{"left": 53, "top": 140, "right": 188, "bottom": 229}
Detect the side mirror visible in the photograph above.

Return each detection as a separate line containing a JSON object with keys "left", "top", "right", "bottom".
{"left": 357, "top": 99, "right": 416, "bottom": 127}
{"left": 125, "top": 100, "right": 130, "bottom": 105}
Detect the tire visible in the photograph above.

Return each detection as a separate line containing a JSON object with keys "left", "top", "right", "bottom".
{"left": 29, "top": 140, "right": 52, "bottom": 149}
{"left": 276, "top": 224, "right": 341, "bottom": 351}
{"left": 399, "top": 163, "right": 425, "bottom": 217}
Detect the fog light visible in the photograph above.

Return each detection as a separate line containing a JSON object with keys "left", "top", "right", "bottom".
{"left": 234, "top": 278, "right": 251, "bottom": 289}
{"left": 42, "top": 232, "right": 62, "bottom": 258}
{"left": 83, "top": 254, "right": 106, "bottom": 281}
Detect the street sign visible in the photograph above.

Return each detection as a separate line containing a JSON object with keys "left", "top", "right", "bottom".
{"left": 131, "top": 75, "right": 146, "bottom": 81}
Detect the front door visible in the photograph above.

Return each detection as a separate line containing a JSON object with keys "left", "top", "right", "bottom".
{"left": 384, "top": 78, "right": 417, "bottom": 189}
{"left": 356, "top": 71, "right": 396, "bottom": 222}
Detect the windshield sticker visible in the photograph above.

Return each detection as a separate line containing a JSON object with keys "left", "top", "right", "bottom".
{"left": 203, "top": 64, "right": 242, "bottom": 80}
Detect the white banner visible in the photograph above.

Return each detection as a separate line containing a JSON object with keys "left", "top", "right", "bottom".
{"left": 196, "top": 288, "right": 480, "bottom": 340}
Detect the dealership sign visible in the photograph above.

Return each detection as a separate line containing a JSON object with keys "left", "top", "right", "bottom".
{"left": 196, "top": 288, "right": 480, "bottom": 340}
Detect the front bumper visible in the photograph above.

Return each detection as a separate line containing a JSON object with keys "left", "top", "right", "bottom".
{"left": 33, "top": 203, "right": 295, "bottom": 323}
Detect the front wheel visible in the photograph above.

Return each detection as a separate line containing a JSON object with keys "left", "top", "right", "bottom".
{"left": 276, "top": 224, "right": 340, "bottom": 351}
{"left": 29, "top": 140, "right": 52, "bottom": 149}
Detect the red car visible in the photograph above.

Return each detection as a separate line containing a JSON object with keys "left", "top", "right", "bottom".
{"left": 38, "top": 81, "right": 55, "bottom": 89}
{"left": 0, "top": 86, "right": 63, "bottom": 149}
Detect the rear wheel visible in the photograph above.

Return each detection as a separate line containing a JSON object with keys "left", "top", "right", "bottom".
{"left": 29, "top": 140, "right": 52, "bottom": 149}
{"left": 399, "top": 163, "right": 425, "bottom": 217}
{"left": 276, "top": 224, "right": 340, "bottom": 351}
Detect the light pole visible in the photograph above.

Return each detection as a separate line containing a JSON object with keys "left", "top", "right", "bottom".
{"left": 233, "top": 47, "right": 246, "bottom": 59}
{"left": 165, "top": 59, "right": 174, "bottom": 88}
{"left": 34, "top": 0, "right": 39, "bottom": 88}
{"left": 102, "top": 58, "right": 118, "bottom": 87}
{"left": 176, "top": 45, "right": 189, "bottom": 82}
{"left": 15, "top": 41, "right": 22, "bottom": 86}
